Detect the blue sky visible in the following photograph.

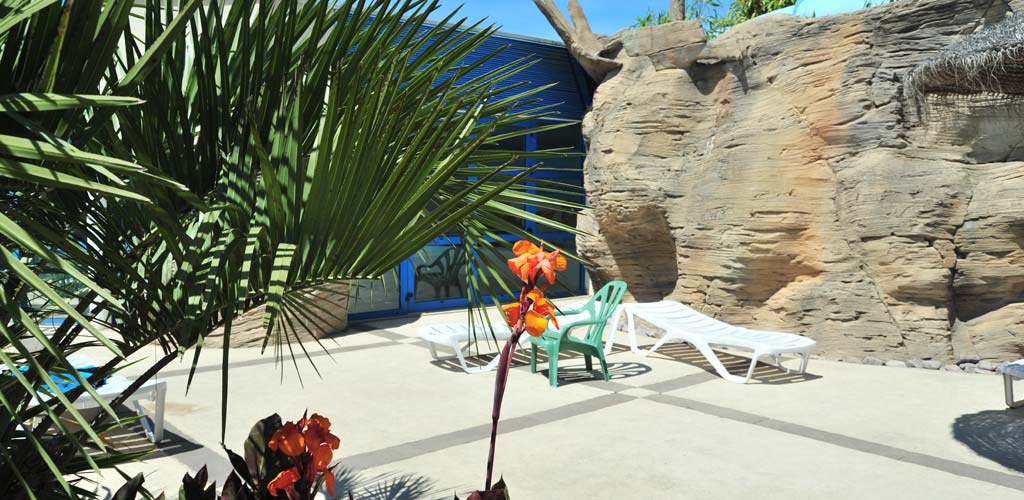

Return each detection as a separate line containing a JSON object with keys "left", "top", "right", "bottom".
{"left": 428, "top": 1, "right": 733, "bottom": 41}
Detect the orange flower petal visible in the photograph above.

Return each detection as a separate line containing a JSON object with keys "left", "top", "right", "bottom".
{"left": 268, "top": 422, "right": 305, "bottom": 457}
{"left": 325, "top": 469, "right": 336, "bottom": 497}
{"left": 267, "top": 467, "right": 300, "bottom": 497}
{"left": 512, "top": 240, "right": 535, "bottom": 256}
{"left": 309, "top": 413, "right": 331, "bottom": 431}
{"left": 554, "top": 254, "right": 567, "bottom": 272}
{"left": 501, "top": 303, "right": 520, "bottom": 327}
{"left": 311, "top": 443, "right": 333, "bottom": 471}
{"left": 525, "top": 310, "right": 548, "bottom": 337}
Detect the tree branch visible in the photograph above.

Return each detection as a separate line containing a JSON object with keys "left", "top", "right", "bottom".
{"left": 532, "top": 0, "right": 622, "bottom": 82}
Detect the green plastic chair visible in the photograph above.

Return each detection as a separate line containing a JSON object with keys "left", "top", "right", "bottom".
{"left": 529, "top": 281, "right": 628, "bottom": 388}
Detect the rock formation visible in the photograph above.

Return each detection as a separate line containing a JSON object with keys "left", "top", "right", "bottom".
{"left": 535, "top": 0, "right": 1024, "bottom": 361}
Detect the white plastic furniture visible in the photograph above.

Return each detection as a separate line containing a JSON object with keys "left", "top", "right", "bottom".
{"left": 417, "top": 322, "right": 528, "bottom": 373}
{"left": 4, "top": 354, "right": 167, "bottom": 443}
{"left": 605, "top": 301, "right": 817, "bottom": 384}
{"left": 1004, "top": 360, "right": 1024, "bottom": 408}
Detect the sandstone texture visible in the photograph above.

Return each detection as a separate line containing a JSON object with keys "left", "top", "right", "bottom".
{"left": 547, "top": 0, "right": 1024, "bottom": 361}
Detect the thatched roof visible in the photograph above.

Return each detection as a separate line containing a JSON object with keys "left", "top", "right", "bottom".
{"left": 908, "top": 14, "right": 1024, "bottom": 95}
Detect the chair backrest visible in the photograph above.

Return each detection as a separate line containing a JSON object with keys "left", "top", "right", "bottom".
{"left": 577, "top": 281, "right": 628, "bottom": 344}
{"left": 438, "top": 248, "right": 466, "bottom": 282}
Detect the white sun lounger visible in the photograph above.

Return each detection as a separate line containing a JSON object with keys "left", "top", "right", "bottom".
{"left": 1004, "top": 360, "right": 1024, "bottom": 408}
{"left": 2, "top": 354, "right": 167, "bottom": 443}
{"left": 418, "top": 322, "right": 529, "bottom": 374}
{"left": 605, "top": 301, "right": 817, "bottom": 384}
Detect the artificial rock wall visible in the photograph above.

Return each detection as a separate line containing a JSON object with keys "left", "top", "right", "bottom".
{"left": 566, "top": 0, "right": 1024, "bottom": 361}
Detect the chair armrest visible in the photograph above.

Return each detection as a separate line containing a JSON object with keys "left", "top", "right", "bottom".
{"left": 555, "top": 318, "right": 607, "bottom": 338}
{"left": 556, "top": 306, "right": 586, "bottom": 316}
{"left": 555, "top": 300, "right": 593, "bottom": 317}
{"left": 415, "top": 263, "right": 441, "bottom": 274}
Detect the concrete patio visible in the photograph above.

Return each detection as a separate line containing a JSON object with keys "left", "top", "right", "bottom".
{"left": 93, "top": 301, "right": 1024, "bottom": 499}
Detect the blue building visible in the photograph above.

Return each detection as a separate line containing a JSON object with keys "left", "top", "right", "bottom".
{"left": 349, "top": 29, "right": 593, "bottom": 319}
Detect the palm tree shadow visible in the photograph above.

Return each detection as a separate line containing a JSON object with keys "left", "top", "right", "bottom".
{"left": 952, "top": 408, "right": 1024, "bottom": 473}
{"left": 333, "top": 465, "right": 450, "bottom": 500}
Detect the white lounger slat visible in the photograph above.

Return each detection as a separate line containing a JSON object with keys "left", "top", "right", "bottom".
{"left": 605, "top": 301, "right": 817, "bottom": 384}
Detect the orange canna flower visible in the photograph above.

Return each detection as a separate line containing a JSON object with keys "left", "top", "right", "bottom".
{"left": 303, "top": 413, "right": 341, "bottom": 451}
{"left": 267, "top": 467, "right": 300, "bottom": 498}
{"left": 507, "top": 240, "right": 543, "bottom": 283}
{"left": 310, "top": 443, "right": 334, "bottom": 472}
{"left": 534, "top": 248, "right": 562, "bottom": 285}
{"left": 528, "top": 290, "right": 559, "bottom": 330}
{"left": 268, "top": 422, "right": 305, "bottom": 457}
{"left": 524, "top": 310, "right": 548, "bottom": 336}
{"left": 501, "top": 302, "right": 521, "bottom": 328}
{"left": 507, "top": 240, "right": 567, "bottom": 285}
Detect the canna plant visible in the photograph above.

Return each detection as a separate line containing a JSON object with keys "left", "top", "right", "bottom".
{"left": 463, "top": 241, "right": 566, "bottom": 500}
{"left": 1, "top": 0, "right": 585, "bottom": 497}
{"left": 115, "top": 412, "right": 345, "bottom": 499}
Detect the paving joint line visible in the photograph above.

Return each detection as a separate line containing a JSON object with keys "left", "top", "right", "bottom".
{"left": 644, "top": 393, "right": 1024, "bottom": 493}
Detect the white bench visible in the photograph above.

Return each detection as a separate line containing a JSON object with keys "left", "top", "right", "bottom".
{"left": 1004, "top": 360, "right": 1024, "bottom": 408}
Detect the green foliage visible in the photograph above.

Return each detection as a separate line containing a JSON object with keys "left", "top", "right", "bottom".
{"left": 632, "top": 8, "right": 674, "bottom": 27}
{"left": 704, "top": 0, "right": 797, "bottom": 37}
{"left": 629, "top": 1, "right": 798, "bottom": 37}
{"left": 0, "top": 0, "right": 585, "bottom": 497}
{"left": 0, "top": 0, "right": 198, "bottom": 497}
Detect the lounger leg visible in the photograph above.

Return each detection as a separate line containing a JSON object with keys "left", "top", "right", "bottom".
{"left": 644, "top": 333, "right": 679, "bottom": 358}
{"left": 690, "top": 340, "right": 749, "bottom": 384}
{"left": 548, "top": 354, "right": 559, "bottom": 388}
{"left": 1006, "top": 375, "right": 1024, "bottom": 409}
{"left": 530, "top": 344, "right": 538, "bottom": 374}
{"left": 584, "top": 354, "right": 593, "bottom": 372}
{"left": 152, "top": 382, "right": 166, "bottom": 443}
{"left": 627, "top": 310, "right": 644, "bottom": 356}
{"left": 799, "top": 351, "right": 810, "bottom": 374}
{"left": 744, "top": 351, "right": 763, "bottom": 383}
{"left": 598, "top": 353, "right": 610, "bottom": 381}
{"left": 428, "top": 342, "right": 440, "bottom": 360}
{"left": 604, "top": 306, "right": 623, "bottom": 355}
{"left": 449, "top": 338, "right": 472, "bottom": 373}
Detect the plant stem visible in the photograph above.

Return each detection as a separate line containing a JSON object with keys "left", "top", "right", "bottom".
{"left": 485, "top": 329, "right": 521, "bottom": 491}
{"left": 484, "top": 284, "right": 533, "bottom": 491}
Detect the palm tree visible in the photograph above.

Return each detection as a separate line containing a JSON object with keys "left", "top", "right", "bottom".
{"left": 0, "top": 0, "right": 585, "bottom": 496}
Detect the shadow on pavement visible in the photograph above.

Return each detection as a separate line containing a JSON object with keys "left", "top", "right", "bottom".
{"left": 547, "top": 361, "right": 653, "bottom": 386}
{"left": 334, "top": 465, "right": 450, "bottom": 500}
{"left": 953, "top": 407, "right": 1024, "bottom": 473}
{"left": 650, "top": 342, "right": 822, "bottom": 385}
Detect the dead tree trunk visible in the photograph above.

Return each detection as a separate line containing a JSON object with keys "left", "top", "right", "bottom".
{"left": 670, "top": 0, "right": 686, "bottom": 20}
{"left": 532, "top": 0, "right": 622, "bottom": 82}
